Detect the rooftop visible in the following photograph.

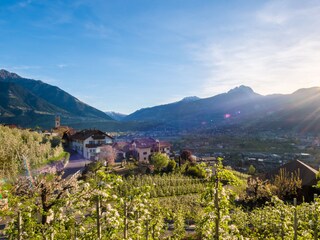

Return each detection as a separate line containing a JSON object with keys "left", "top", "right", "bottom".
{"left": 71, "top": 129, "right": 113, "bottom": 141}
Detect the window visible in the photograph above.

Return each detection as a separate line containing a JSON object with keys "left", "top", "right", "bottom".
{"left": 143, "top": 152, "right": 147, "bottom": 155}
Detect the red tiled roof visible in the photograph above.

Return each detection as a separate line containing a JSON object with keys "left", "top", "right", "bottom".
{"left": 112, "top": 138, "right": 171, "bottom": 152}
{"left": 159, "top": 141, "right": 171, "bottom": 147}
{"left": 57, "top": 126, "right": 76, "bottom": 135}
{"left": 113, "top": 142, "right": 131, "bottom": 151}
{"left": 132, "top": 138, "right": 156, "bottom": 148}
{"left": 132, "top": 138, "right": 171, "bottom": 149}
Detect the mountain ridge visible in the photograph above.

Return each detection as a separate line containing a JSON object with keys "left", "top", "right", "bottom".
{"left": 105, "top": 111, "right": 127, "bottom": 121}
{"left": 1, "top": 69, "right": 320, "bottom": 133}
{"left": 0, "top": 69, "right": 112, "bottom": 128}
{"left": 125, "top": 85, "right": 262, "bottom": 122}
{"left": 124, "top": 85, "right": 320, "bottom": 132}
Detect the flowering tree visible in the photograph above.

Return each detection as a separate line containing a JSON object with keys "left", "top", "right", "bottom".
{"left": 197, "top": 158, "right": 241, "bottom": 239}
{"left": 3, "top": 172, "right": 78, "bottom": 238}
{"left": 0, "top": 126, "right": 64, "bottom": 179}
{"left": 98, "top": 145, "right": 116, "bottom": 166}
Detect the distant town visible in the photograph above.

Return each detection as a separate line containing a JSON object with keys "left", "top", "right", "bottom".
{"left": 3, "top": 114, "right": 320, "bottom": 177}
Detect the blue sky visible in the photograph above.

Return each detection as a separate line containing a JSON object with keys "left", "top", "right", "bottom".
{"left": 1, "top": 0, "right": 320, "bottom": 114}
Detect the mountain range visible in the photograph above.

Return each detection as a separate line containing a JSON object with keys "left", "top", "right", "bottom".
{"left": 125, "top": 85, "right": 320, "bottom": 133}
{"left": 1, "top": 69, "right": 320, "bottom": 133}
{"left": 0, "top": 69, "right": 112, "bottom": 128}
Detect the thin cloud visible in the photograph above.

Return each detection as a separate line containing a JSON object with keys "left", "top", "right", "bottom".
{"left": 17, "top": 0, "right": 33, "bottom": 8}
{"left": 194, "top": 0, "right": 320, "bottom": 96}
{"left": 57, "top": 64, "right": 68, "bottom": 69}
{"left": 9, "top": 65, "right": 41, "bottom": 70}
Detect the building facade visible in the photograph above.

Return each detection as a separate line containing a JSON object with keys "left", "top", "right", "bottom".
{"left": 113, "top": 138, "right": 171, "bottom": 163}
{"left": 71, "top": 129, "right": 113, "bottom": 160}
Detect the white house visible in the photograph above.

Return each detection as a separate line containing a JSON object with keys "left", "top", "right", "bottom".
{"left": 70, "top": 129, "right": 113, "bottom": 160}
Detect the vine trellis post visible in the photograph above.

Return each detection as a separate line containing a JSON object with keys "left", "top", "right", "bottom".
{"left": 293, "top": 198, "right": 297, "bottom": 240}
{"left": 314, "top": 194, "right": 318, "bottom": 240}
{"left": 96, "top": 196, "right": 101, "bottom": 239}
{"left": 213, "top": 160, "right": 220, "bottom": 240}
{"left": 280, "top": 209, "right": 284, "bottom": 240}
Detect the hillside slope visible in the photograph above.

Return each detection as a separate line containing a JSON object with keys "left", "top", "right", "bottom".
{"left": 0, "top": 69, "right": 112, "bottom": 128}
{"left": 125, "top": 85, "right": 320, "bottom": 132}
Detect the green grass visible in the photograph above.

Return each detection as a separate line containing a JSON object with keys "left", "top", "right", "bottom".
{"left": 47, "top": 151, "right": 70, "bottom": 164}
{"left": 31, "top": 151, "right": 70, "bottom": 169}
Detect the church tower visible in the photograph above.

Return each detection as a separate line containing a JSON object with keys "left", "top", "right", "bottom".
{"left": 55, "top": 115, "right": 61, "bottom": 128}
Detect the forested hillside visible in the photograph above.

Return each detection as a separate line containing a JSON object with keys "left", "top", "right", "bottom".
{"left": 0, "top": 69, "right": 112, "bottom": 128}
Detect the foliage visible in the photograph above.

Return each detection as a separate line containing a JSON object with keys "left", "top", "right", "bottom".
{"left": 171, "top": 208, "right": 185, "bottom": 239}
{"left": 0, "top": 126, "right": 64, "bottom": 179}
{"left": 98, "top": 145, "right": 116, "bottom": 165}
{"left": 124, "top": 173, "right": 207, "bottom": 198}
{"left": 4, "top": 160, "right": 320, "bottom": 240}
{"left": 49, "top": 136, "right": 61, "bottom": 148}
{"left": 243, "top": 177, "right": 276, "bottom": 206}
{"left": 47, "top": 151, "right": 70, "bottom": 164}
{"left": 243, "top": 168, "right": 302, "bottom": 206}
{"left": 273, "top": 168, "right": 302, "bottom": 200}
{"left": 248, "top": 164, "right": 256, "bottom": 175}
{"left": 166, "top": 159, "right": 176, "bottom": 173}
{"left": 184, "top": 163, "right": 206, "bottom": 178}
{"left": 3, "top": 173, "right": 79, "bottom": 238}
{"left": 230, "top": 196, "right": 320, "bottom": 239}
{"left": 315, "top": 171, "right": 320, "bottom": 189}
{"left": 180, "top": 149, "right": 194, "bottom": 163}
{"left": 150, "top": 153, "right": 170, "bottom": 172}
{"left": 196, "top": 157, "right": 241, "bottom": 239}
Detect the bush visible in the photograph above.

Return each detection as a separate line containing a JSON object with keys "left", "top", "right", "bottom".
{"left": 166, "top": 160, "right": 176, "bottom": 172}
{"left": 50, "top": 136, "right": 61, "bottom": 148}
{"left": 150, "top": 153, "right": 170, "bottom": 172}
{"left": 185, "top": 165, "right": 206, "bottom": 178}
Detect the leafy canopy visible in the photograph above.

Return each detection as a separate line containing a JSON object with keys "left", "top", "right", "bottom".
{"left": 150, "top": 153, "right": 169, "bottom": 172}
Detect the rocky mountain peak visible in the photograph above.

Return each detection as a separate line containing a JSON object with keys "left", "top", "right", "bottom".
{"left": 0, "top": 69, "right": 21, "bottom": 79}
{"left": 227, "top": 85, "right": 255, "bottom": 95}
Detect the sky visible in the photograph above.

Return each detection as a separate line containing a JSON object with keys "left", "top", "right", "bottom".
{"left": 1, "top": 0, "right": 320, "bottom": 114}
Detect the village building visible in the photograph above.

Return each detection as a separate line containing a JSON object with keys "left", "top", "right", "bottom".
{"left": 50, "top": 115, "right": 76, "bottom": 146}
{"left": 267, "top": 159, "right": 320, "bottom": 201}
{"left": 113, "top": 138, "right": 171, "bottom": 163}
{"left": 70, "top": 129, "right": 113, "bottom": 160}
{"left": 131, "top": 138, "right": 171, "bottom": 162}
{"left": 112, "top": 141, "right": 131, "bottom": 161}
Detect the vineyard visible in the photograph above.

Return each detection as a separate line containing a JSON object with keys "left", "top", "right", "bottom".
{"left": 1, "top": 158, "right": 320, "bottom": 240}
{"left": 0, "top": 125, "right": 319, "bottom": 239}
{"left": 124, "top": 174, "right": 207, "bottom": 198}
